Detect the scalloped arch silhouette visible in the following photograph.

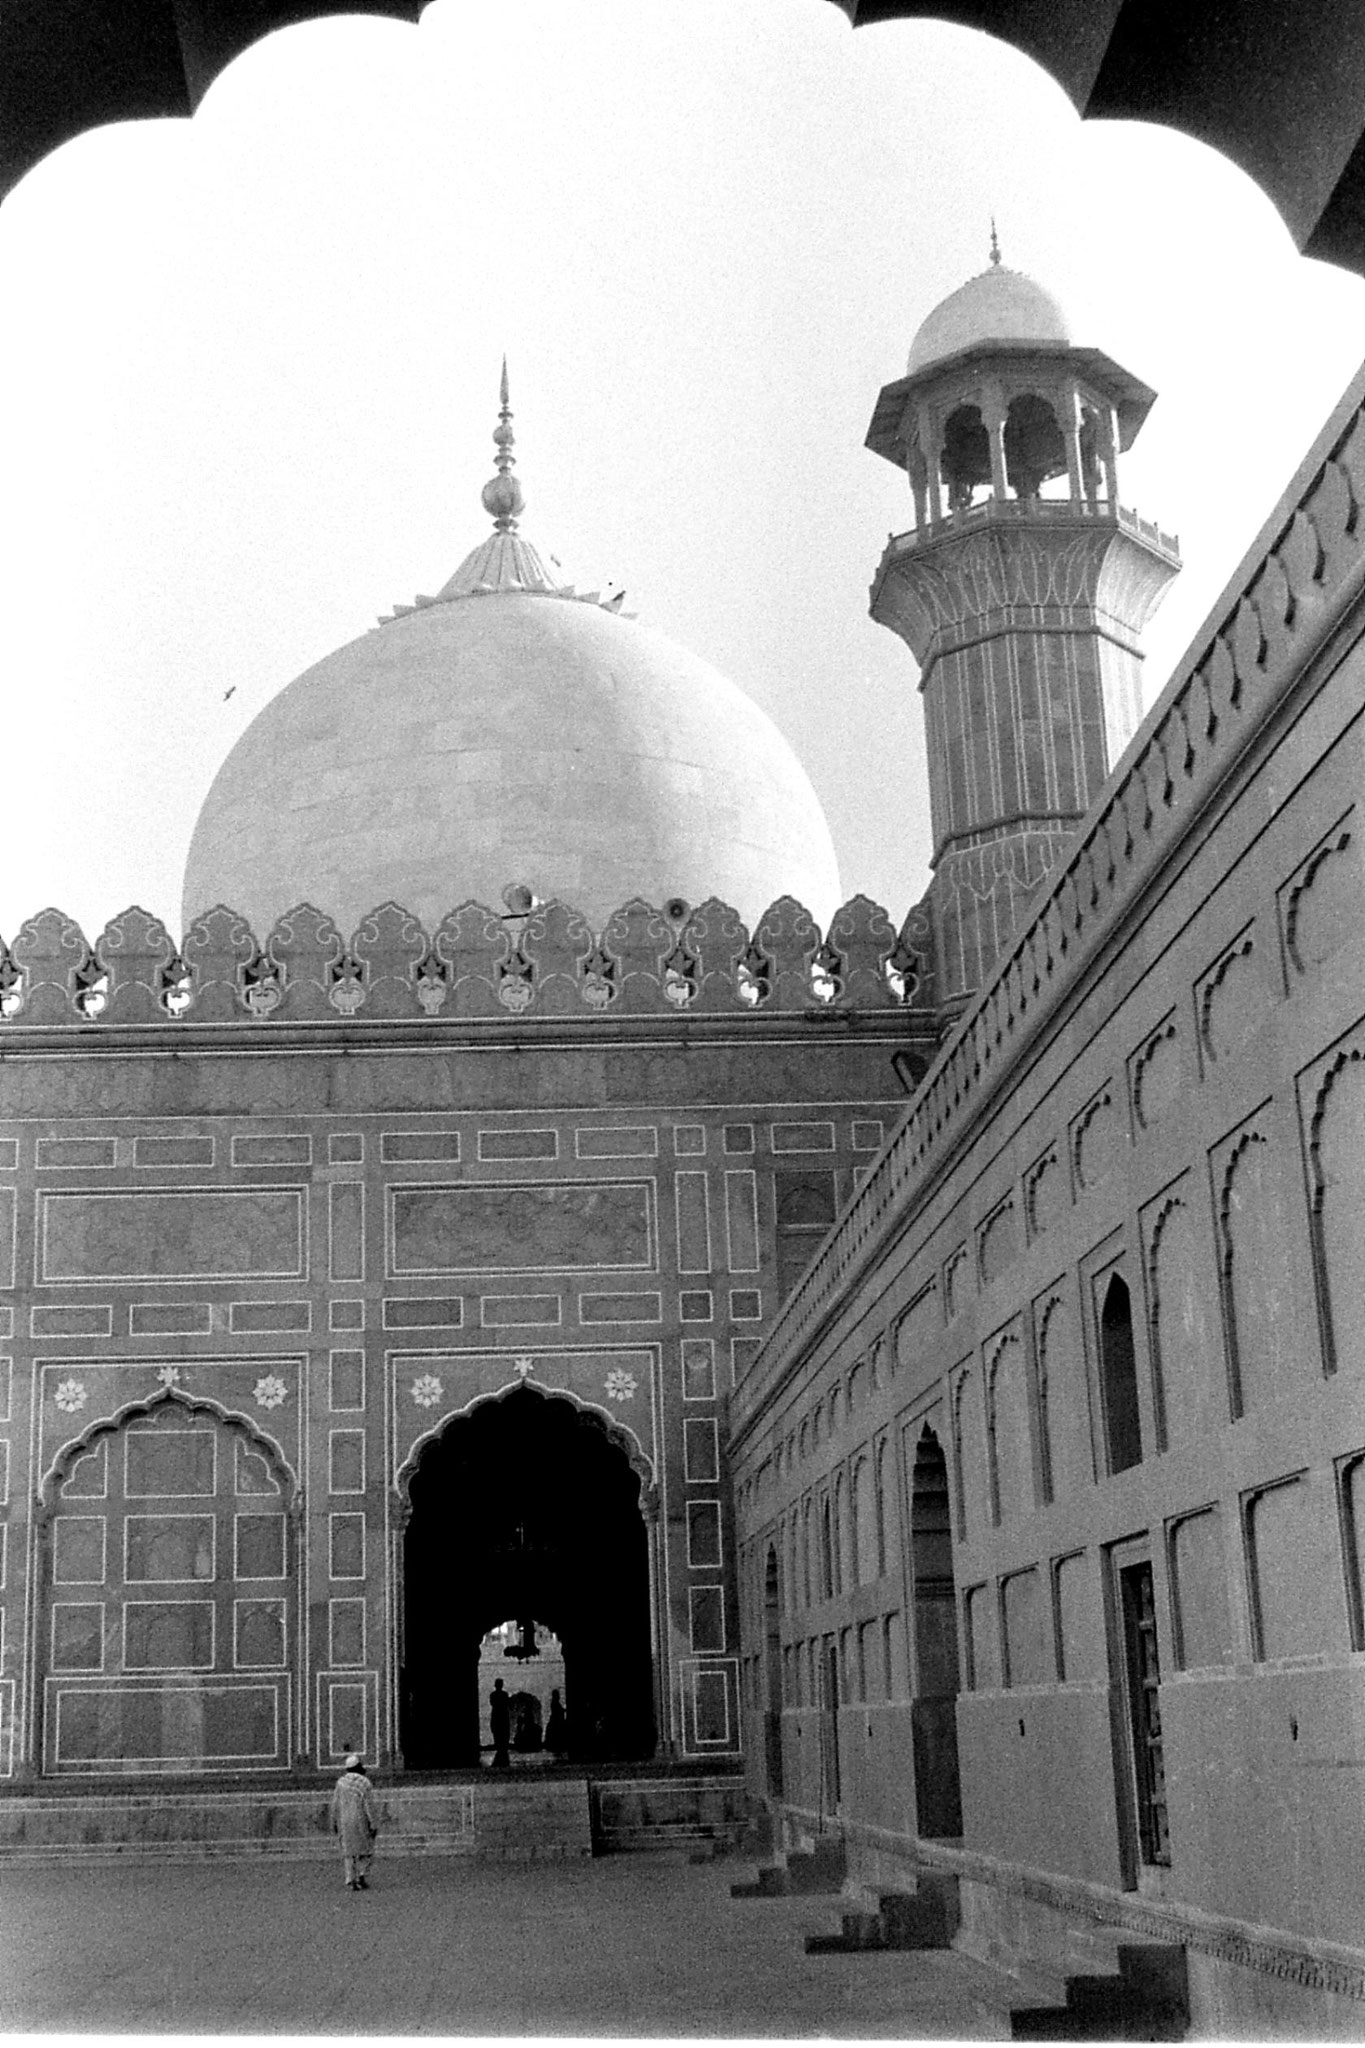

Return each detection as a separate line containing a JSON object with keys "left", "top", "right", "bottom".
{"left": 395, "top": 1377, "right": 654, "bottom": 1508}
{"left": 3, "top": 5, "right": 1365, "bottom": 275}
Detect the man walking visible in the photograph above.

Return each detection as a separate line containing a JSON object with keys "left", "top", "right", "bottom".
{"left": 331, "top": 1753, "right": 380, "bottom": 1891}
{"left": 489, "top": 1677, "right": 511, "bottom": 1768}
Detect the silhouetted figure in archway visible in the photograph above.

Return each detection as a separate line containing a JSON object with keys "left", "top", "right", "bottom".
{"left": 510, "top": 1691, "right": 542, "bottom": 1752}
{"left": 489, "top": 1677, "right": 511, "bottom": 1768}
{"left": 545, "top": 1688, "right": 568, "bottom": 1760}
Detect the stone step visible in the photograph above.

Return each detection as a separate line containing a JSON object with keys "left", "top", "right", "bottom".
{"left": 804, "top": 1871, "right": 961, "bottom": 1953}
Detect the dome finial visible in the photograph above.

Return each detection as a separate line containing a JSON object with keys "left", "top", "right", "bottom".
{"left": 989, "top": 217, "right": 1001, "bottom": 267}
{"left": 482, "top": 358, "right": 525, "bottom": 532}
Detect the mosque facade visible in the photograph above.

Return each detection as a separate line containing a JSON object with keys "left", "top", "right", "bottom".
{"left": 0, "top": 264, "right": 1360, "bottom": 2030}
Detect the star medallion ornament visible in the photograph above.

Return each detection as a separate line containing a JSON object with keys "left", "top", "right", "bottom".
{"left": 54, "top": 1377, "right": 87, "bottom": 1414}
{"left": 604, "top": 1369, "right": 638, "bottom": 1403}
{"left": 411, "top": 1373, "right": 444, "bottom": 1408}
{"left": 513, "top": 1357, "right": 535, "bottom": 1379}
{"left": 155, "top": 1365, "right": 181, "bottom": 1389}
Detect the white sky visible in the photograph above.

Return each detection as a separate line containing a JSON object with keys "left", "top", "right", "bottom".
{"left": 1, "top": 0, "right": 1363, "bottom": 943}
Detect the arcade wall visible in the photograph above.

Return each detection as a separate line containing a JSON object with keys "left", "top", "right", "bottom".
{"left": 730, "top": 367, "right": 1365, "bottom": 2030}
{"left": 0, "top": 909, "right": 924, "bottom": 1782}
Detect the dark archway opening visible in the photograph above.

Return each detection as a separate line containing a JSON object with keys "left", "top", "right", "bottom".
{"left": 910, "top": 1425, "right": 963, "bottom": 1837}
{"left": 1099, "top": 1275, "right": 1143, "bottom": 1475}
{"left": 763, "top": 1546, "right": 784, "bottom": 1799}
{"left": 401, "top": 1388, "right": 655, "bottom": 1767}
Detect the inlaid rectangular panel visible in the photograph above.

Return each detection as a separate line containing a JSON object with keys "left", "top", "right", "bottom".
{"left": 130, "top": 1302, "right": 212, "bottom": 1336}
{"left": 53, "top": 1518, "right": 106, "bottom": 1585}
{"left": 231, "top": 1135, "right": 311, "bottom": 1168}
{"left": 329, "top": 1299, "right": 365, "bottom": 1331}
{"left": 329, "top": 1183, "right": 364, "bottom": 1283}
{"left": 851, "top": 1121, "right": 885, "bottom": 1152}
{"left": 329, "top": 1514, "right": 366, "bottom": 1581}
{"left": 323, "top": 1676, "right": 372, "bottom": 1764}
{"left": 329, "top": 1134, "right": 364, "bottom": 1164}
{"left": 329, "top": 1430, "right": 366, "bottom": 1495}
{"left": 383, "top": 1297, "right": 463, "bottom": 1330}
{"left": 380, "top": 1131, "right": 460, "bottom": 1163}
{"left": 329, "top": 1598, "right": 366, "bottom": 1668}
{"left": 724, "top": 1172, "right": 759, "bottom": 1273}
{"left": 51, "top": 1602, "right": 105, "bottom": 1672}
{"left": 125, "top": 1514, "right": 215, "bottom": 1583}
{"left": 389, "top": 1182, "right": 652, "bottom": 1276}
{"left": 481, "top": 1294, "right": 561, "bottom": 1328}
{"left": 574, "top": 1127, "right": 658, "bottom": 1159}
{"left": 684, "top": 1416, "right": 720, "bottom": 1483}
{"left": 477, "top": 1129, "right": 558, "bottom": 1163}
{"left": 123, "top": 1600, "right": 215, "bottom": 1671}
{"left": 135, "top": 1136, "right": 215, "bottom": 1169}
{"left": 678, "top": 1290, "right": 713, "bottom": 1323}
{"left": 0, "top": 1190, "right": 13, "bottom": 1288}
{"left": 40, "top": 1189, "right": 305, "bottom": 1284}
{"left": 125, "top": 1429, "right": 216, "bottom": 1499}
{"left": 0, "top": 1357, "right": 9, "bottom": 1423}
{"left": 228, "top": 1301, "right": 310, "bottom": 1334}
{"left": 329, "top": 1350, "right": 365, "bottom": 1412}
{"left": 30, "top": 1304, "right": 113, "bottom": 1338}
{"left": 687, "top": 1500, "right": 723, "bottom": 1569}
{"left": 771, "top": 1121, "right": 835, "bottom": 1153}
{"left": 682, "top": 1660, "right": 733, "bottom": 1747}
{"left": 234, "top": 1598, "right": 287, "bottom": 1670}
{"left": 36, "top": 1138, "right": 117, "bottom": 1170}
{"left": 235, "top": 1514, "right": 287, "bottom": 1580}
{"left": 681, "top": 1338, "right": 716, "bottom": 1401}
{"left": 674, "top": 1173, "right": 711, "bottom": 1274}
{"left": 0, "top": 1141, "right": 17, "bottom": 1170}
{"left": 50, "top": 1680, "right": 281, "bottom": 1768}
{"left": 578, "top": 1292, "right": 662, "bottom": 1324}
{"left": 688, "top": 1585, "right": 726, "bottom": 1653}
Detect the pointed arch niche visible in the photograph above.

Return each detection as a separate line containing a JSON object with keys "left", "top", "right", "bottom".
{"left": 38, "top": 1391, "right": 298, "bottom": 1777}
{"left": 908, "top": 1423, "right": 962, "bottom": 1838}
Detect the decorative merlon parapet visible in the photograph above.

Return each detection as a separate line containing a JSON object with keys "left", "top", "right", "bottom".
{"left": 0, "top": 891, "right": 935, "bottom": 1029}
{"left": 741, "top": 361, "right": 1365, "bottom": 1416}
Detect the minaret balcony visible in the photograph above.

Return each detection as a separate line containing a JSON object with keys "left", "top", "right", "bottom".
{"left": 877, "top": 493, "right": 1180, "bottom": 576}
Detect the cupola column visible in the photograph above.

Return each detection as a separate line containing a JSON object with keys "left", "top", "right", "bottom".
{"left": 981, "top": 381, "right": 1009, "bottom": 502}
{"left": 1099, "top": 405, "right": 1120, "bottom": 504}
{"left": 917, "top": 412, "right": 945, "bottom": 525}
{"left": 1063, "top": 392, "right": 1085, "bottom": 503}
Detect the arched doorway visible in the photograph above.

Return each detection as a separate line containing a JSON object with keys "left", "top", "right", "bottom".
{"left": 762, "top": 1546, "right": 783, "bottom": 1799}
{"left": 400, "top": 1387, "right": 655, "bottom": 1767}
{"left": 910, "top": 1424, "right": 962, "bottom": 1836}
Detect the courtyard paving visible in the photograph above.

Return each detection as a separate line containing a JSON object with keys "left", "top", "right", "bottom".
{"left": 0, "top": 1848, "right": 1012, "bottom": 2038}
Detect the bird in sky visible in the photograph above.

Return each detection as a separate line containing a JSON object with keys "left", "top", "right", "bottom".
{"left": 222, "top": 687, "right": 236, "bottom": 701}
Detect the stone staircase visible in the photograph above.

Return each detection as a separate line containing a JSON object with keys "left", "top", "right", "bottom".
{"left": 730, "top": 1833, "right": 847, "bottom": 1898}
{"left": 804, "top": 1870, "right": 960, "bottom": 1952}
{"left": 1001, "top": 1935, "right": 1189, "bottom": 2040}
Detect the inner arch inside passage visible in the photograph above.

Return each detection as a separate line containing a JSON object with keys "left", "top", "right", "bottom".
{"left": 401, "top": 1388, "right": 655, "bottom": 1766}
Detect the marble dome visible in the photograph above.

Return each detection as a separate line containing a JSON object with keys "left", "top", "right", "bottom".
{"left": 907, "top": 261, "right": 1071, "bottom": 376}
{"left": 182, "top": 395, "right": 841, "bottom": 937}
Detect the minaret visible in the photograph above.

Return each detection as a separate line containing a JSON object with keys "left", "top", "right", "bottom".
{"left": 866, "top": 239, "right": 1180, "bottom": 1007}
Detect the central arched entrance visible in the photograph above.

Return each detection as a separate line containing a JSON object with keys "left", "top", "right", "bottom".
{"left": 400, "top": 1387, "right": 656, "bottom": 1767}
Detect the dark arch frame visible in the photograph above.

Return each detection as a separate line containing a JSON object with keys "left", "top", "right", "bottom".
{"left": 4, "top": 6, "right": 1363, "bottom": 275}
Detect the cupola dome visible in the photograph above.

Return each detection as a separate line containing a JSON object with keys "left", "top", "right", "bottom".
{"left": 181, "top": 373, "right": 842, "bottom": 936}
{"left": 907, "top": 245, "right": 1071, "bottom": 376}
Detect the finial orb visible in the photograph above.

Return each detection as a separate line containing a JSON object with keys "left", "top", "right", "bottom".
{"left": 482, "top": 472, "right": 525, "bottom": 524}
